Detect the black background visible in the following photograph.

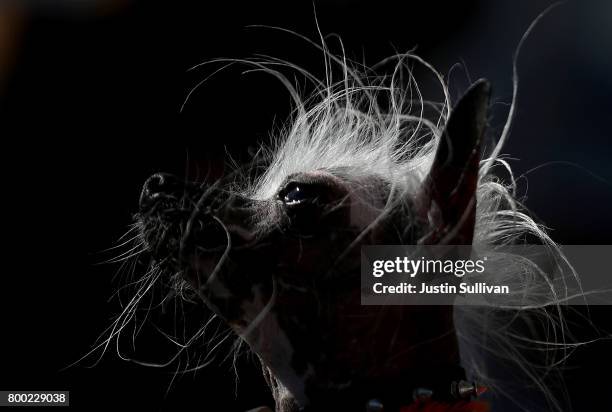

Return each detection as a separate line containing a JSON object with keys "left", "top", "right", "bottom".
{"left": 1, "top": 1, "right": 612, "bottom": 411}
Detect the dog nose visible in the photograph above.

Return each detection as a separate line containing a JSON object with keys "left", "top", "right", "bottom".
{"left": 139, "top": 173, "right": 182, "bottom": 210}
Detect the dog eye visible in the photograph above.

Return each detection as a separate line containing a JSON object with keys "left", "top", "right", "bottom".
{"left": 280, "top": 183, "right": 318, "bottom": 206}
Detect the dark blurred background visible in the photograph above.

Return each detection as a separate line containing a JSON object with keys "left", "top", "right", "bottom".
{"left": 1, "top": 1, "right": 611, "bottom": 411}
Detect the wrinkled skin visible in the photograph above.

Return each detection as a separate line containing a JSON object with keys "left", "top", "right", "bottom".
{"left": 137, "top": 80, "right": 491, "bottom": 411}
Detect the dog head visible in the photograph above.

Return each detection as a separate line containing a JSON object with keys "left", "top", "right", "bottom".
{"left": 137, "top": 80, "right": 490, "bottom": 409}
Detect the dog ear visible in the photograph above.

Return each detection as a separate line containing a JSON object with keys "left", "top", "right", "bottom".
{"left": 417, "top": 79, "right": 491, "bottom": 245}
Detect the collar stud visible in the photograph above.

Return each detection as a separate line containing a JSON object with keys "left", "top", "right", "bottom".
{"left": 365, "top": 398, "right": 384, "bottom": 412}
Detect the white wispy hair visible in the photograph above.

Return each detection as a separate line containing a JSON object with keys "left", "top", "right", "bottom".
{"left": 246, "top": 56, "right": 441, "bottom": 201}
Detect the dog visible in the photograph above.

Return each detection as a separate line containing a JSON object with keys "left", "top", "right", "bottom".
{"left": 129, "top": 48, "right": 572, "bottom": 411}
